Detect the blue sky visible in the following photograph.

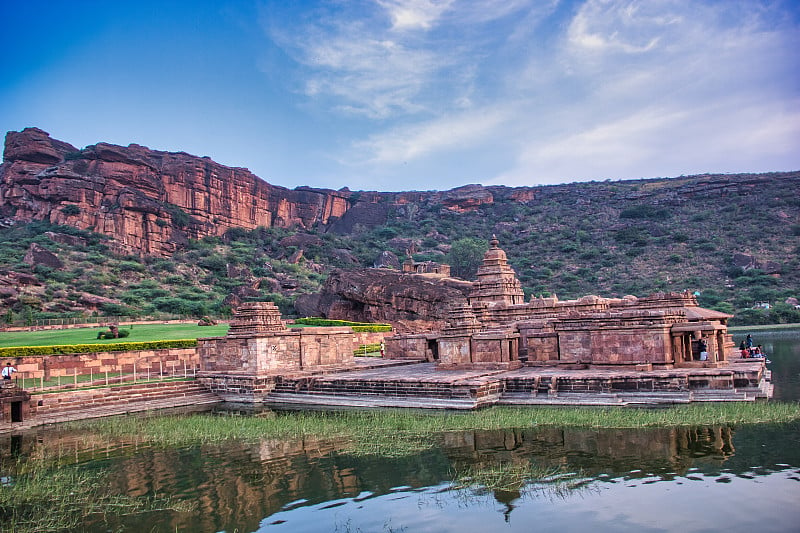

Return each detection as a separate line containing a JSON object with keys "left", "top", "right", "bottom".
{"left": 2, "top": 0, "right": 798, "bottom": 192}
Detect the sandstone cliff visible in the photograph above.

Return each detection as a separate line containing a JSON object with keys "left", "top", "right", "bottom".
{"left": 0, "top": 128, "right": 352, "bottom": 255}
{"left": 0, "top": 128, "right": 536, "bottom": 255}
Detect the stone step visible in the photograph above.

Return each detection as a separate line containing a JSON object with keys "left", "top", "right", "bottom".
{"left": 499, "top": 390, "right": 695, "bottom": 406}
{"left": 32, "top": 394, "right": 221, "bottom": 426}
{"left": 690, "top": 389, "right": 752, "bottom": 402}
{"left": 264, "top": 392, "right": 482, "bottom": 410}
{"left": 32, "top": 381, "right": 218, "bottom": 418}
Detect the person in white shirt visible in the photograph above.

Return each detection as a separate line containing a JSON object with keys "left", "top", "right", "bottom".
{"left": 2, "top": 362, "right": 17, "bottom": 380}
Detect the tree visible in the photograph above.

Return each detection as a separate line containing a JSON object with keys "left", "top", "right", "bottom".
{"left": 446, "top": 237, "right": 487, "bottom": 280}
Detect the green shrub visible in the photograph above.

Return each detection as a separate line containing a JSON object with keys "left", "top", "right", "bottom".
{"left": 293, "top": 317, "right": 392, "bottom": 332}
{"left": 0, "top": 339, "right": 197, "bottom": 357}
{"left": 619, "top": 205, "right": 671, "bottom": 220}
{"left": 117, "top": 260, "right": 145, "bottom": 273}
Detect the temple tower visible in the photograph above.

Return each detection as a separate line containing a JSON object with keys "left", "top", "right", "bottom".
{"left": 227, "top": 301, "right": 287, "bottom": 336}
{"left": 468, "top": 236, "right": 525, "bottom": 306}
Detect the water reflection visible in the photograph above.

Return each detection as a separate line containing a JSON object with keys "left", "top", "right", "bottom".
{"left": 741, "top": 329, "right": 800, "bottom": 401}
{"left": 3, "top": 419, "right": 798, "bottom": 532}
{"left": 2, "top": 327, "right": 798, "bottom": 532}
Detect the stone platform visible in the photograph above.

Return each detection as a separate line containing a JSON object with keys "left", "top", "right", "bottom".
{"left": 204, "top": 358, "right": 772, "bottom": 410}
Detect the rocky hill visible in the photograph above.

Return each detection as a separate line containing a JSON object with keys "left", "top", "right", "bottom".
{"left": 0, "top": 128, "right": 534, "bottom": 255}
{"left": 0, "top": 128, "right": 798, "bottom": 326}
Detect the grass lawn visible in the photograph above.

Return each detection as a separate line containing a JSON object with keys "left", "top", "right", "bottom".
{"left": 0, "top": 323, "right": 230, "bottom": 347}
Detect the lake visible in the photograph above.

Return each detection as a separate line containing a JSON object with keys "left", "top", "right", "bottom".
{"left": 3, "top": 328, "right": 799, "bottom": 532}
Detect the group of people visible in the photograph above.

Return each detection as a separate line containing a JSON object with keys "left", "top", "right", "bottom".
{"left": 740, "top": 334, "right": 767, "bottom": 359}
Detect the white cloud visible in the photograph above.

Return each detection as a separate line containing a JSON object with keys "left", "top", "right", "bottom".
{"left": 352, "top": 105, "right": 513, "bottom": 164}
{"left": 479, "top": 0, "right": 800, "bottom": 186}
{"left": 488, "top": 96, "right": 800, "bottom": 186}
{"left": 262, "top": 0, "right": 542, "bottom": 119}
{"left": 567, "top": 0, "right": 683, "bottom": 54}
{"left": 299, "top": 30, "right": 442, "bottom": 117}
{"left": 261, "top": 0, "right": 799, "bottom": 189}
{"left": 376, "top": 0, "right": 455, "bottom": 31}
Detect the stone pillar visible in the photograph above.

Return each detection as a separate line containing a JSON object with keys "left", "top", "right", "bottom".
{"left": 716, "top": 331, "right": 726, "bottom": 362}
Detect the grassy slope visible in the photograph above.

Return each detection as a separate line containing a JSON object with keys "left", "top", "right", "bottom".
{"left": 1, "top": 173, "right": 797, "bottom": 326}
{"left": 0, "top": 323, "right": 229, "bottom": 347}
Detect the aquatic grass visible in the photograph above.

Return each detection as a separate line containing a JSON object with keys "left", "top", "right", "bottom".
{"left": 452, "top": 462, "right": 591, "bottom": 491}
{"left": 451, "top": 462, "right": 563, "bottom": 492}
{"left": 0, "top": 457, "right": 191, "bottom": 533}
{"left": 60, "top": 402, "right": 800, "bottom": 454}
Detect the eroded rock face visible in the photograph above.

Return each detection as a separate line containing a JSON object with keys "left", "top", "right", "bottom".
{"left": 296, "top": 268, "right": 473, "bottom": 333}
{"left": 0, "top": 129, "right": 539, "bottom": 256}
{"left": 0, "top": 128, "right": 352, "bottom": 255}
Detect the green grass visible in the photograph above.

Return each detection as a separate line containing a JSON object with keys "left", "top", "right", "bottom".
{"left": 64, "top": 403, "right": 800, "bottom": 451}
{"left": 729, "top": 323, "right": 800, "bottom": 332}
{"left": 0, "top": 457, "right": 191, "bottom": 533}
{"left": 0, "top": 323, "right": 229, "bottom": 347}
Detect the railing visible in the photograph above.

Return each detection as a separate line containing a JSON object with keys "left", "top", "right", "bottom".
{"left": 12, "top": 361, "right": 201, "bottom": 393}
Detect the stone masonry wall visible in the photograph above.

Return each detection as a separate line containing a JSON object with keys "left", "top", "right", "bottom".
{"left": 199, "top": 327, "right": 354, "bottom": 373}
{"left": 557, "top": 325, "right": 673, "bottom": 365}
{"left": 384, "top": 335, "right": 430, "bottom": 360}
{"left": 300, "top": 328, "right": 353, "bottom": 367}
{"left": 1, "top": 348, "right": 199, "bottom": 381}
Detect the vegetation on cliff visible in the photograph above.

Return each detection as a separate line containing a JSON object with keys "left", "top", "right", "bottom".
{"left": 1, "top": 172, "right": 798, "bottom": 327}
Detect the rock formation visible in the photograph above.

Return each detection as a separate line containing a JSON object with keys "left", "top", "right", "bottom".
{"left": 23, "top": 243, "right": 63, "bottom": 269}
{"left": 0, "top": 128, "right": 352, "bottom": 255}
{"left": 0, "top": 128, "right": 537, "bottom": 256}
{"left": 294, "top": 268, "right": 473, "bottom": 333}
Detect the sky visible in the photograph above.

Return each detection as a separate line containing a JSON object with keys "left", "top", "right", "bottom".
{"left": 1, "top": 0, "right": 798, "bottom": 192}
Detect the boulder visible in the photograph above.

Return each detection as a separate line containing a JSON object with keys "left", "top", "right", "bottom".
{"left": 302, "top": 268, "right": 473, "bottom": 333}
{"left": 374, "top": 250, "right": 401, "bottom": 270}
{"left": 23, "top": 243, "right": 63, "bottom": 269}
{"left": 45, "top": 231, "right": 87, "bottom": 247}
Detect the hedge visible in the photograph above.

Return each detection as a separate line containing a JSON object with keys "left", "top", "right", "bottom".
{"left": 354, "top": 343, "right": 383, "bottom": 356}
{"left": 0, "top": 339, "right": 198, "bottom": 358}
{"left": 294, "top": 317, "right": 392, "bottom": 332}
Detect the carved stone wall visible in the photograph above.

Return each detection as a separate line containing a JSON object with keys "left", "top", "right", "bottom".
{"left": 199, "top": 302, "right": 354, "bottom": 374}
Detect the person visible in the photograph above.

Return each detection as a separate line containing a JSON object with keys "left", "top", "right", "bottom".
{"left": 746, "top": 334, "right": 753, "bottom": 349}
{"left": 739, "top": 340, "right": 746, "bottom": 351}
{"left": 2, "top": 362, "right": 17, "bottom": 380}
{"left": 741, "top": 346, "right": 750, "bottom": 358}
{"left": 380, "top": 341, "right": 385, "bottom": 357}
{"left": 699, "top": 339, "right": 708, "bottom": 361}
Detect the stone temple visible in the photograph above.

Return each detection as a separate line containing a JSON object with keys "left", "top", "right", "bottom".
{"left": 387, "top": 236, "right": 735, "bottom": 371}
{"left": 197, "top": 238, "right": 771, "bottom": 408}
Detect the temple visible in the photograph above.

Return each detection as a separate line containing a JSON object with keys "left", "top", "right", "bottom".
{"left": 402, "top": 257, "right": 451, "bottom": 276}
{"left": 194, "top": 239, "right": 770, "bottom": 408}
{"left": 386, "top": 236, "right": 735, "bottom": 371}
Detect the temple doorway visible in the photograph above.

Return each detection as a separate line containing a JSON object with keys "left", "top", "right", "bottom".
{"left": 427, "top": 339, "right": 439, "bottom": 361}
